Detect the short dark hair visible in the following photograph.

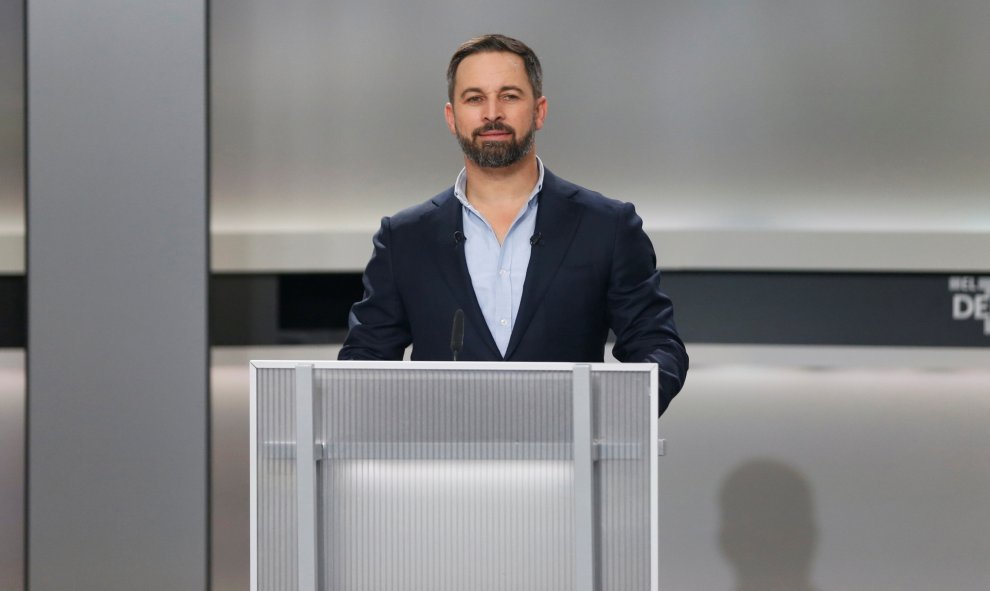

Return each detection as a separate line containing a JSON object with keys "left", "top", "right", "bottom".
{"left": 447, "top": 34, "right": 543, "bottom": 103}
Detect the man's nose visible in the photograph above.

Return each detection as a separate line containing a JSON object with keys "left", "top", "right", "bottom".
{"left": 482, "top": 100, "right": 503, "bottom": 122}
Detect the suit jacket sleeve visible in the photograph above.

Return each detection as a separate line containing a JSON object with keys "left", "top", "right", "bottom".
{"left": 606, "top": 203, "right": 689, "bottom": 415}
{"left": 338, "top": 216, "right": 412, "bottom": 360}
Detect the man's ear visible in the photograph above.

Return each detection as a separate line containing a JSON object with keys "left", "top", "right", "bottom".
{"left": 444, "top": 102, "right": 457, "bottom": 135}
{"left": 534, "top": 95, "right": 548, "bottom": 130}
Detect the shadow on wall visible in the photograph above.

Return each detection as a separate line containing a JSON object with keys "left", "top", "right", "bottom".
{"left": 719, "top": 459, "right": 822, "bottom": 591}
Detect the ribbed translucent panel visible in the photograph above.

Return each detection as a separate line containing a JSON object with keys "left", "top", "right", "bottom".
{"left": 253, "top": 364, "right": 654, "bottom": 591}
{"left": 256, "top": 368, "right": 298, "bottom": 591}
{"left": 593, "top": 371, "right": 653, "bottom": 591}
{"left": 317, "top": 368, "right": 574, "bottom": 591}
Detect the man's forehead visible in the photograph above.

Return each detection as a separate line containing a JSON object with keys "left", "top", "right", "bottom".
{"left": 454, "top": 52, "right": 528, "bottom": 90}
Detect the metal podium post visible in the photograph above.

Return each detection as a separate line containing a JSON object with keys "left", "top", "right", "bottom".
{"left": 572, "top": 364, "right": 596, "bottom": 591}
{"left": 295, "top": 364, "right": 317, "bottom": 591}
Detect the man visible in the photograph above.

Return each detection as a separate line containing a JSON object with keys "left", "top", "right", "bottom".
{"left": 339, "top": 34, "right": 688, "bottom": 414}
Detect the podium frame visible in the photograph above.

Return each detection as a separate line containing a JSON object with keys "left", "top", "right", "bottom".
{"left": 250, "top": 360, "right": 660, "bottom": 591}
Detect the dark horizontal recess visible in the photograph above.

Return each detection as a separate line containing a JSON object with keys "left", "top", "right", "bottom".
{"left": 0, "top": 276, "right": 26, "bottom": 347}
{"left": 209, "top": 273, "right": 363, "bottom": 346}
{"left": 4, "top": 272, "right": 986, "bottom": 348}
{"left": 664, "top": 271, "right": 988, "bottom": 347}
{"left": 209, "top": 271, "right": 990, "bottom": 348}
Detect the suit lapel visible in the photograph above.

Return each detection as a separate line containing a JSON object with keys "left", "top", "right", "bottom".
{"left": 504, "top": 171, "right": 583, "bottom": 359}
{"left": 428, "top": 191, "right": 502, "bottom": 359}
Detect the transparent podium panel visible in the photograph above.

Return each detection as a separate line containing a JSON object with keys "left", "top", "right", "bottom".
{"left": 251, "top": 362, "right": 658, "bottom": 591}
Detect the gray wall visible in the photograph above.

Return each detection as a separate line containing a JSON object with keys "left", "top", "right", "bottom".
{"left": 27, "top": 0, "right": 208, "bottom": 589}
{"left": 0, "top": 0, "right": 24, "bottom": 273}
{"left": 0, "top": 0, "right": 24, "bottom": 585}
{"left": 210, "top": 0, "right": 990, "bottom": 272}
{"left": 659, "top": 360, "right": 990, "bottom": 590}
{"left": 0, "top": 351, "right": 24, "bottom": 590}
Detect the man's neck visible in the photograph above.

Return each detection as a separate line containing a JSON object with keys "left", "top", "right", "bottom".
{"left": 463, "top": 153, "right": 540, "bottom": 207}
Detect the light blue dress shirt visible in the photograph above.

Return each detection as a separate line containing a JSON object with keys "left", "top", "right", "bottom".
{"left": 453, "top": 157, "right": 545, "bottom": 356}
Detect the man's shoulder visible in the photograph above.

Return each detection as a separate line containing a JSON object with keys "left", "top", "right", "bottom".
{"left": 544, "top": 169, "right": 631, "bottom": 216}
{"left": 385, "top": 187, "right": 456, "bottom": 228}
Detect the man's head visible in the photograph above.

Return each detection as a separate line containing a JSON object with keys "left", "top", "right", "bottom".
{"left": 444, "top": 34, "right": 547, "bottom": 169}
{"left": 446, "top": 34, "right": 542, "bottom": 103}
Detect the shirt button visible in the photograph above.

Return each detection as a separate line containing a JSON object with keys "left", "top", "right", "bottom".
{"left": 499, "top": 318, "right": 508, "bottom": 327}
{"left": 499, "top": 269, "right": 508, "bottom": 277}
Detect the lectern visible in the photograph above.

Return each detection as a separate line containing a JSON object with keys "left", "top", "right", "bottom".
{"left": 250, "top": 361, "right": 661, "bottom": 591}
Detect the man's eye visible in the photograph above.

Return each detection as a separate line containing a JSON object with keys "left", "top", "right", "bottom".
{"left": 466, "top": 96, "right": 483, "bottom": 103}
{"left": 502, "top": 94, "right": 519, "bottom": 101}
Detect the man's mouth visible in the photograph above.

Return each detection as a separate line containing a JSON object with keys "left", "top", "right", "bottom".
{"left": 475, "top": 124, "right": 514, "bottom": 141}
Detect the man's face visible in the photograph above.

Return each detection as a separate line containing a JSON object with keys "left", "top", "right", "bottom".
{"left": 445, "top": 52, "right": 547, "bottom": 168}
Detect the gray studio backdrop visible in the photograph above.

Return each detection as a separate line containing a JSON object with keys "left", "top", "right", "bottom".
{"left": 0, "top": 0, "right": 23, "bottom": 588}
{"left": 0, "top": 0, "right": 23, "bottom": 273}
{"left": 208, "top": 1, "right": 989, "bottom": 590}
{"left": 210, "top": 0, "right": 990, "bottom": 272}
{"left": 2, "top": 0, "right": 989, "bottom": 590}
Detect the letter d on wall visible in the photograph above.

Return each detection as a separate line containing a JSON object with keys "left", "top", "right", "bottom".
{"left": 952, "top": 294, "right": 974, "bottom": 319}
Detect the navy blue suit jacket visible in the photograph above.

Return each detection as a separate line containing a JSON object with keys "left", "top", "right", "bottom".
{"left": 339, "top": 169, "right": 688, "bottom": 415}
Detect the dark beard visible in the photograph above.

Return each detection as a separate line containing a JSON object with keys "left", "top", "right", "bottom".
{"left": 456, "top": 121, "right": 536, "bottom": 168}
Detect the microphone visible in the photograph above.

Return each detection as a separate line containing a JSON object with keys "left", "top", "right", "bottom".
{"left": 453, "top": 230, "right": 466, "bottom": 245}
{"left": 530, "top": 232, "right": 543, "bottom": 246}
{"left": 450, "top": 308, "right": 465, "bottom": 361}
